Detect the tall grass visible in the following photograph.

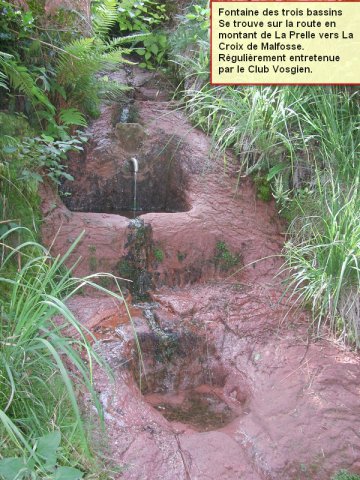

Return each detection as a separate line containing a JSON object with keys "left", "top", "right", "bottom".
{"left": 0, "top": 226, "right": 126, "bottom": 468}
{"left": 169, "top": 7, "right": 360, "bottom": 344}
{"left": 283, "top": 182, "right": 360, "bottom": 344}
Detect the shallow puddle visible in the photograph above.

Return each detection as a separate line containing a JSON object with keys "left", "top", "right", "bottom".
{"left": 145, "top": 385, "right": 237, "bottom": 432}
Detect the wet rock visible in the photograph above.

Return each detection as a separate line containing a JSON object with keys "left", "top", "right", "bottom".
{"left": 42, "top": 65, "right": 360, "bottom": 479}
{"left": 115, "top": 122, "right": 147, "bottom": 152}
{"left": 82, "top": 284, "right": 360, "bottom": 480}
{"left": 117, "top": 219, "right": 155, "bottom": 300}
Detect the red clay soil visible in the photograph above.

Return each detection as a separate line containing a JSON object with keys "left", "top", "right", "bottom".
{"left": 41, "top": 67, "right": 360, "bottom": 480}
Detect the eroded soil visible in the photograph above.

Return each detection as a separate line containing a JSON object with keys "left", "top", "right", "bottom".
{"left": 42, "top": 67, "right": 360, "bottom": 480}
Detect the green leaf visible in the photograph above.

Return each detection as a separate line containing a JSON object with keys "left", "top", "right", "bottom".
{"left": 36, "top": 431, "right": 61, "bottom": 468}
{"left": 158, "top": 36, "right": 167, "bottom": 48}
{"left": 22, "top": 11, "right": 34, "bottom": 26}
{"left": 0, "top": 458, "right": 28, "bottom": 480}
{"left": 3, "top": 146, "right": 18, "bottom": 154}
{"left": 266, "top": 163, "right": 287, "bottom": 181}
{"left": 61, "top": 172, "right": 74, "bottom": 181}
{"left": 150, "top": 43, "right": 158, "bottom": 55}
{"left": 59, "top": 108, "right": 87, "bottom": 127}
{"left": 0, "top": 225, "right": 9, "bottom": 236}
{"left": 41, "top": 134, "right": 55, "bottom": 142}
{"left": 54, "top": 466, "right": 84, "bottom": 480}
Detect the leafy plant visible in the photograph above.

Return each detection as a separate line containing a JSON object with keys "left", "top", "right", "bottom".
{"left": 137, "top": 32, "right": 167, "bottom": 69}
{"left": 114, "top": 0, "right": 168, "bottom": 69}
{"left": 185, "top": 3, "right": 210, "bottom": 39}
{"left": 0, "top": 432, "right": 83, "bottom": 480}
{"left": 116, "top": 0, "right": 167, "bottom": 32}
{"left": 92, "top": 0, "right": 119, "bottom": 37}
{"left": 169, "top": 0, "right": 209, "bottom": 56}
{"left": 0, "top": 51, "right": 55, "bottom": 114}
{"left": 3, "top": 133, "right": 86, "bottom": 185}
{"left": 1, "top": 0, "right": 140, "bottom": 124}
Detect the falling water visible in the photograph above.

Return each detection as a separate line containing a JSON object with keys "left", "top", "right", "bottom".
{"left": 133, "top": 171, "right": 137, "bottom": 218}
{"left": 131, "top": 157, "right": 139, "bottom": 218}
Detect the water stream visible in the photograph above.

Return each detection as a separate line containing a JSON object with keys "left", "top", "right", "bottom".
{"left": 133, "top": 171, "right": 137, "bottom": 218}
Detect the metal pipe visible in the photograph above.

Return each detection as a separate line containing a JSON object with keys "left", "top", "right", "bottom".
{"left": 130, "top": 157, "right": 139, "bottom": 173}
{"left": 130, "top": 158, "right": 138, "bottom": 217}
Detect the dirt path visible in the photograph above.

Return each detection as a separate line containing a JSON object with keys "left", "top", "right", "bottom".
{"left": 41, "top": 67, "right": 360, "bottom": 479}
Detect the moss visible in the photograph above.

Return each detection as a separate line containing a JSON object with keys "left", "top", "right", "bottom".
{"left": 89, "top": 257, "right": 97, "bottom": 272}
{"left": 253, "top": 173, "right": 272, "bottom": 202}
{"left": 117, "top": 259, "right": 137, "bottom": 281}
{"left": 177, "top": 251, "right": 187, "bottom": 262}
{"left": 214, "top": 241, "right": 241, "bottom": 272}
{"left": 118, "top": 221, "right": 157, "bottom": 300}
{"left": 87, "top": 245, "right": 97, "bottom": 272}
{"left": 153, "top": 247, "right": 164, "bottom": 263}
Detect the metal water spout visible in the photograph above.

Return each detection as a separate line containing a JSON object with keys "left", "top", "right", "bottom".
{"left": 130, "top": 157, "right": 138, "bottom": 217}
{"left": 130, "top": 157, "right": 139, "bottom": 173}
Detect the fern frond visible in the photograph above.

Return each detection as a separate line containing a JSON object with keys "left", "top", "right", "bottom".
{"left": 100, "top": 47, "right": 131, "bottom": 68}
{"left": 0, "top": 70, "right": 8, "bottom": 90}
{"left": 54, "top": 31, "right": 131, "bottom": 117}
{"left": 59, "top": 108, "right": 87, "bottom": 127}
{"left": 0, "top": 52, "right": 10, "bottom": 90}
{"left": 0, "top": 52, "right": 54, "bottom": 113}
{"left": 105, "top": 33, "right": 150, "bottom": 49}
{"left": 98, "top": 78, "right": 131, "bottom": 103}
{"left": 56, "top": 38, "right": 99, "bottom": 84}
{"left": 92, "top": 0, "right": 118, "bottom": 36}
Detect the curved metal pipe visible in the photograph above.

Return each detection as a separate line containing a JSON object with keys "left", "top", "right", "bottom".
{"left": 130, "top": 157, "right": 139, "bottom": 173}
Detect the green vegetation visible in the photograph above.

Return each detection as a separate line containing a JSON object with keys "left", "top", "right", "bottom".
{"left": 214, "top": 241, "right": 241, "bottom": 272}
{"left": 253, "top": 173, "right": 272, "bottom": 202}
{"left": 0, "top": 0, "right": 156, "bottom": 474}
{"left": 117, "top": 222, "right": 153, "bottom": 299}
{"left": 0, "top": 226, "right": 127, "bottom": 475}
{"left": 169, "top": 2, "right": 360, "bottom": 346}
{"left": 117, "top": 258, "right": 137, "bottom": 281}
{"left": 1, "top": 0, "right": 360, "bottom": 475}
{"left": 88, "top": 245, "right": 98, "bottom": 272}
{"left": 115, "top": 0, "right": 169, "bottom": 69}
{"left": 0, "top": 431, "right": 83, "bottom": 480}
{"left": 153, "top": 247, "right": 164, "bottom": 263}
{"left": 332, "top": 471, "right": 360, "bottom": 480}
